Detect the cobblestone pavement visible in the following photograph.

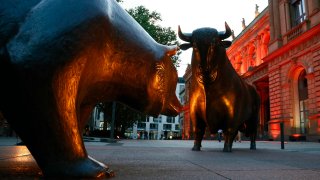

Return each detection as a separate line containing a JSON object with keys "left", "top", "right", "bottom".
{"left": 1, "top": 137, "right": 320, "bottom": 179}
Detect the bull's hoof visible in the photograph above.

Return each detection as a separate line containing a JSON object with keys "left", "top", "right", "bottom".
{"left": 42, "top": 156, "right": 112, "bottom": 178}
{"left": 250, "top": 145, "right": 256, "bottom": 150}
{"left": 223, "top": 146, "right": 232, "bottom": 152}
{"left": 250, "top": 142, "right": 257, "bottom": 150}
{"left": 106, "top": 169, "right": 116, "bottom": 178}
{"left": 192, "top": 145, "right": 201, "bottom": 151}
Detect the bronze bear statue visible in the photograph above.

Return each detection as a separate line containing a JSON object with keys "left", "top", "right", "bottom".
{"left": 0, "top": 0, "right": 181, "bottom": 177}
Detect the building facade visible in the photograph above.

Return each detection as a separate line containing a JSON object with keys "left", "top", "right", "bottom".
{"left": 131, "top": 77, "right": 185, "bottom": 139}
{"left": 182, "top": 0, "right": 320, "bottom": 141}
{"left": 260, "top": 0, "right": 320, "bottom": 141}
{"left": 88, "top": 77, "right": 185, "bottom": 139}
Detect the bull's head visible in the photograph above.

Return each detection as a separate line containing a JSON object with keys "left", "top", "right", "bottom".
{"left": 178, "top": 22, "right": 232, "bottom": 83}
{"left": 178, "top": 22, "right": 232, "bottom": 51}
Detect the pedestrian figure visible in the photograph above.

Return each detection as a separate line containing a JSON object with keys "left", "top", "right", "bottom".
{"left": 234, "top": 131, "right": 241, "bottom": 142}
{"left": 237, "top": 131, "right": 241, "bottom": 142}
{"left": 144, "top": 131, "right": 148, "bottom": 140}
{"left": 217, "top": 129, "right": 223, "bottom": 142}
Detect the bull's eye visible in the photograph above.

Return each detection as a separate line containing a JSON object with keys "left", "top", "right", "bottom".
{"left": 210, "top": 42, "right": 216, "bottom": 48}
{"left": 209, "top": 44, "right": 215, "bottom": 53}
{"left": 192, "top": 42, "right": 198, "bottom": 51}
{"left": 193, "top": 47, "right": 198, "bottom": 51}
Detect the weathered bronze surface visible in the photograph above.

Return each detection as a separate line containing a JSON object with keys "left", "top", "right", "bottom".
{"left": 179, "top": 23, "right": 260, "bottom": 152}
{"left": 0, "top": 0, "right": 181, "bottom": 178}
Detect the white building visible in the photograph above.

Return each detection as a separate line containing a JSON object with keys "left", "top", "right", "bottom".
{"left": 128, "top": 77, "right": 185, "bottom": 140}
{"left": 89, "top": 105, "right": 105, "bottom": 131}
{"left": 89, "top": 78, "right": 185, "bottom": 139}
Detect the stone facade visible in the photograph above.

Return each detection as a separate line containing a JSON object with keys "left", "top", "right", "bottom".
{"left": 182, "top": 0, "right": 320, "bottom": 141}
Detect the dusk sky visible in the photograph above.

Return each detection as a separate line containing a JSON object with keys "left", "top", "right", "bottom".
{"left": 120, "top": 0, "right": 268, "bottom": 76}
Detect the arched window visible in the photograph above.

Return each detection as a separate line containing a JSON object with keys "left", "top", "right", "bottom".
{"left": 298, "top": 70, "right": 308, "bottom": 134}
{"left": 298, "top": 70, "right": 308, "bottom": 100}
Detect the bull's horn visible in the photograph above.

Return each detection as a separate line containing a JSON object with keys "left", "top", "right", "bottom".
{"left": 218, "top": 22, "right": 231, "bottom": 40}
{"left": 178, "top": 25, "right": 192, "bottom": 42}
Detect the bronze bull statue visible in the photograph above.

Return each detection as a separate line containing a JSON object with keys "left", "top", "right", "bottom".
{"left": 178, "top": 23, "right": 260, "bottom": 152}
{"left": 0, "top": 0, "right": 181, "bottom": 178}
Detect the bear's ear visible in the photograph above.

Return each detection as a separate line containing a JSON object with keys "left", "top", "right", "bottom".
{"left": 221, "top": 40, "right": 232, "bottom": 48}
{"left": 179, "top": 43, "right": 192, "bottom": 50}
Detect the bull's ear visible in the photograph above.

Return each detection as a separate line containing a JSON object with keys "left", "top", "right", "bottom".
{"left": 221, "top": 40, "right": 232, "bottom": 48}
{"left": 179, "top": 43, "right": 192, "bottom": 50}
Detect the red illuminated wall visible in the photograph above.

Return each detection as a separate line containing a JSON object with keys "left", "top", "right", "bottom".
{"left": 229, "top": 1, "right": 320, "bottom": 141}
{"left": 182, "top": 1, "right": 320, "bottom": 141}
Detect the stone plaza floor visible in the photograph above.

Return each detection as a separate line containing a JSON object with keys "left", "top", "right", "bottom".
{"left": 1, "top": 137, "right": 320, "bottom": 179}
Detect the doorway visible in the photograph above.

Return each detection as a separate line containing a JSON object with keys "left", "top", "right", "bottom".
{"left": 254, "top": 77, "right": 270, "bottom": 139}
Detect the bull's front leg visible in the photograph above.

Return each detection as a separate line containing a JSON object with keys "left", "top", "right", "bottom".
{"left": 223, "top": 130, "right": 237, "bottom": 152}
{"left": 249, "top": 132, "right": 257, "bottom": 150}
{"left": 192, "top": 119, "right": 206, "bottom": 151}
{"left": 37, "top": 67, "right": 114, "bottom": 178}
{"left": 190, "top": 92, "right": 206, "bottom": 151}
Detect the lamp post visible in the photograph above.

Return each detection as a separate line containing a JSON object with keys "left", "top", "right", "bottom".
{"left": 280, "top": 122, "right": 284, "bottom": 149}
{"left": 110, "top": 101, "right": 116, "bottom": 139}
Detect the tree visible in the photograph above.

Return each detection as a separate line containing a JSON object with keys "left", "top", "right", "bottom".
{"left": 111, "top": 103, "right": 145, "bottom": 138}
{"left": 127, "top": 6, "right": 181, "bottom": 67}
{"left": 98, "top": 102, "right": 146, "bottom": 138}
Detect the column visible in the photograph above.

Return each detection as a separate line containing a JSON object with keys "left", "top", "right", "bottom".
{"left": 268, "top": 0, "right": 275, "bottom": 41}
{"left": 241, "top": 47, "right": 248, "bottom": 74}
{"left": 235, "top": 52, "right": 242, "bottom": 74}
{"left": 284, "top": 0, "right": 291, "bottom": 31}
{"left": 247, "top": 42, "right": 256, "bottom": 67}
{"left": 255, "top": 35, "right": 262, "bottom": 65}
{"left": 261, "top": 30, "right": 270, "bottom": 59}
{"left": 273, "top": 0, "right": 281, "bottom": 39}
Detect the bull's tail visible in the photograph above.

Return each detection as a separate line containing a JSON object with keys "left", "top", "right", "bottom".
{"left": 248, "top": 86, "right": 260, "bottom": 149}
{"left": 251, "top": 86, "right": 261, "bottom": 123}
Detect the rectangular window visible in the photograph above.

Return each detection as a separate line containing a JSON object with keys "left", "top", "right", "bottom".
{"left": 153, "top": 115, "right": 162, "bottom": 123}
{"left": 175, "top": 124, "right": 180, "bottom": 131}
{"left": 150, "top": 123, "right": 158, "bottom": 130}
{"left": 166, "top": 117, "right": 174, "bottom": 123}
{"left": 163, "top": 124, "right": 172, "bottom": 131}
{"left": 179, "top": 85, "right": 185, "bottom": 92}
{"left": 137, "top": 123, "right": 146, "bottom": 130}
{"left": 290, "top": 0, "right": 306, "bottom": 27}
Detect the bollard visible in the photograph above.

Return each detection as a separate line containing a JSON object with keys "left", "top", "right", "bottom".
{"left": 280, "top": 122, "right": 284, "bottom": 149}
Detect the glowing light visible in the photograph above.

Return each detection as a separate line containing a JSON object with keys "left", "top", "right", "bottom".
{"left": 190, "top": 88, "right": 206, "bottom": 120}
{"left": 291, "top": 134, "right": 302, "bottom": 138}
{"left": 11, "top": 146, "right": 31, "bottom": 157}
{"left": 222, "top": 96, "right": 234, "bottom": 118}
{"left": 269, "top": 123, "right": 280, "bottom": 139}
